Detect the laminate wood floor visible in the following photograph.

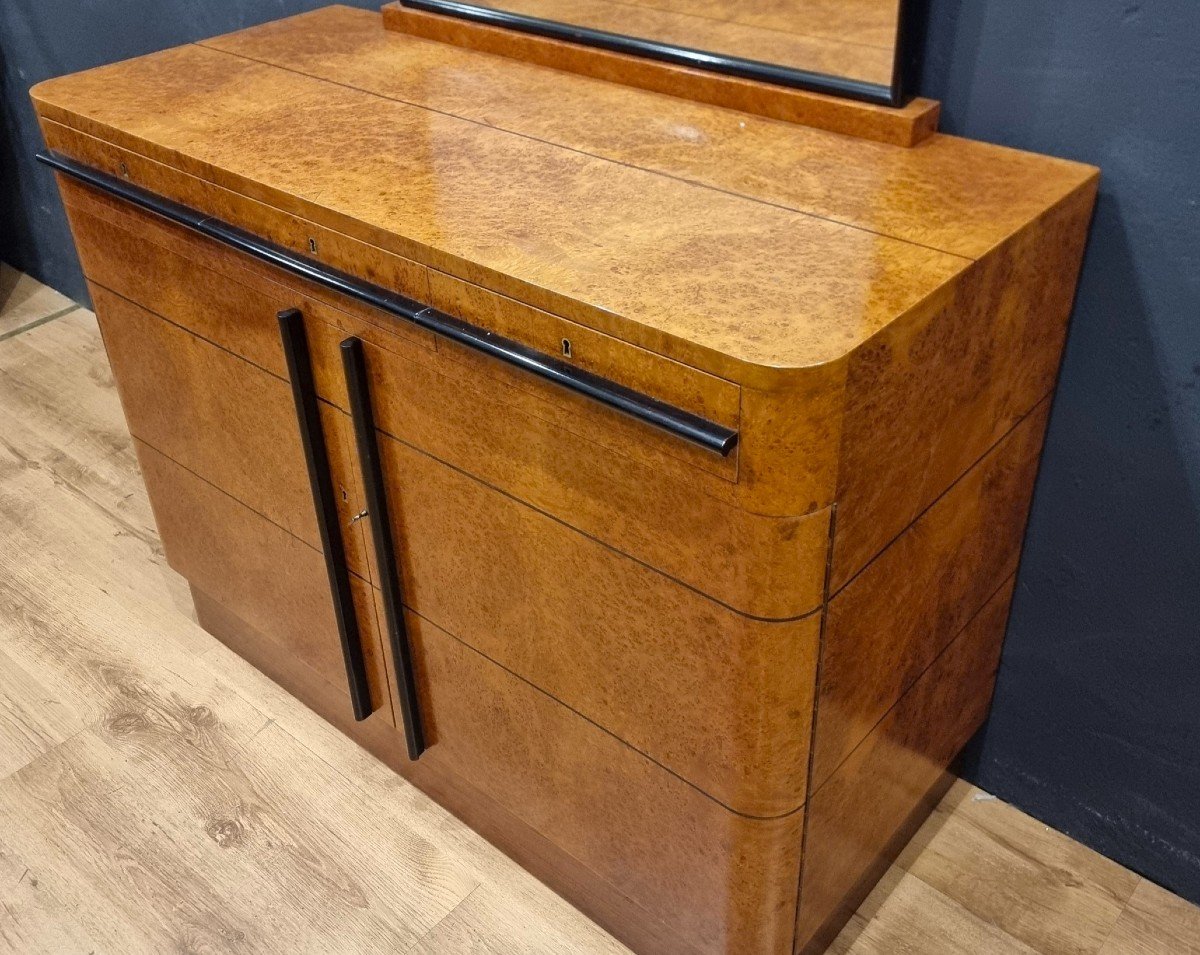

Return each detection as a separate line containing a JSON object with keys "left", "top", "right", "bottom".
{"left": 0, "top": 264, "right": 1195, "bottom": 954}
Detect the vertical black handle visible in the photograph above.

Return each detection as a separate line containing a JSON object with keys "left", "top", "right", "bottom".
{"left": 277, "top": 308, "right": 374, "bottom": 722}
{"left": 341, "top": 336, "right": 426, "bottom": 760}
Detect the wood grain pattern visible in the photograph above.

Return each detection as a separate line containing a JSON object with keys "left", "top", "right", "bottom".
{"left": 190, "top": 586, "right": 675, "bottom": 955}
{"left": 0, "top": 264, "right": 76, "bottom": 338}
{"left": 25, "top": 13, "right": 1102, "bottom": 953}
{"left": 215, "top": 10, "right": 955, "bottom": 250}
{"left": 369, "top": 426, "right": 820, "bottom": 815}
{"left": 796, "top": 580, "right": 1015, "bottom": 953}
{"left": 38, "top": 99, "right": 1095, "bottom": 530}
{"left": 331, "top": 3, "right": 1073, "bottom": 257}
{"left": 176, "top": 482, "right": 806, "bottom": 955}
{"left": 3, "top": 284, "right": 1192, "bottom": 955}
{"left": 898, "top": 781, "right": 1141, "bottom": 955}
{"left": 381, "top": 3, "right": 937, "bottom": 146}
{"left": 91, "top": 285, "right": 374, "bottom": 580}
{"left": 390, "top": 601, "right": 804, "bottom": 955}
{"left": 813, "top": 401, "right": 1050, "bottom": 788}
{"left": 61, "top": 170, "right": 831, "bottom": 619}
{"left": 0, "top": 319, "right": 478, "bottom": 955}
{"left": 74, "top": 186, "right": 824, "bottom": 811}
{"left": 134, "top": 440, "right": 392, "bottom": 723}
{"left": 63, "top": 174, "right": 737, "bottom": 436}
{"left": 0, "top": 648, "right": 85, "bottom": 780}
{"left": 827, "top": 868, "right": 1042, "bottom": 955}
{"left": 353, "top": 330, "right": 830, "bottom": 614}
{"left": 0, "top": 309, "right": 200, "bottom": 650}
{"left": 829, "top": 181, "right": 1098, "bottom": 588}
{"left": 1099, "top": 880, "right": 1200, "bottom": 955}
{"left": 31, "top": 42, "right": 968, "bottom": 377}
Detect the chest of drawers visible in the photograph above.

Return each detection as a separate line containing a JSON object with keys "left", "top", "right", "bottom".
{"left": 32, "top": 7, "right": 1097, "bottom": 953}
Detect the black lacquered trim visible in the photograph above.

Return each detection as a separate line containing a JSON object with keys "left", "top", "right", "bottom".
{"left": 890, "top": 0, "right": 929, "bottom": 107}
{"left": 37, "top": 150, "right": 739, "bottom": 456}
{"left": 278, "top": 308, "right": 375, "bottom": 722}
{"left": 341, "top": 337, "right": 426, "bottom": 761}
{"left": 399, "top": 0, "right": 904, "bottom": 106}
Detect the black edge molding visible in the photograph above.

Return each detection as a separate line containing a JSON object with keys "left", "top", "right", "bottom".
{"left": 37, "top": 150, "right": 739, "bottom": 456}
{"left": 341, "top": 336, "right": 427, "bottom": 761}
{"left": 277, "top": 307, "right": 376, "bottom": 722}
{"left": 398, "top": 0, "right": 915, "bottom": 107}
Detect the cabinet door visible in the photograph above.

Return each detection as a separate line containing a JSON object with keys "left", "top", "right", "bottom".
{"left": 92, "top": 284, "right": 389, "bottom": 720}
{"left": 137, "top": 442, "right": 391, "bottom": 723}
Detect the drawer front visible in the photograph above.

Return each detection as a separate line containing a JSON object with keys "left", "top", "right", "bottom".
{"left": 58, "top": 170, "right": 739, "bottom": 473}
{"left": 61, "top": 173, "right": 828, "bottom": 621}
{"left": 91, "top": 253, "right": 817, "bottom": 814}
{"left": 92, "top": 285, "right": 373, "bottom": 582}
{"left": 365, "top": 423, "right": 818, "bottom": 816}
{"left": 395, "top": 604, "right": 804, "bottom": 955}
{"left": 139, "top": 440, "right": 805, "bottom": 955}
{"left": 135, "top": 441, "right": 391, "bottom": 721}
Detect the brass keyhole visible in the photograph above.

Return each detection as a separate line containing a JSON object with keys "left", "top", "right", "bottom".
{"left": 562, "top": 338, "right": 573, "bottom": 358}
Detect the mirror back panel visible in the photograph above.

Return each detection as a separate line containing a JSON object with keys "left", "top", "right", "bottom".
{"left": 399, "top": 0, "right": 917, "bottom": 105}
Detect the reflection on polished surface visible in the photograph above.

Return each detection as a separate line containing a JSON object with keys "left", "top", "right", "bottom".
{"left": 406, "top": 0, "right": 903, "bottom": 90}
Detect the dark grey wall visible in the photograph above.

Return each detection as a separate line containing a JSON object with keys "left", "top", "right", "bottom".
{"left": 0, "top": 0, "right": 376, "bottom": 302}
{"left": 922, "top": 0, "right": 1200, "bottom": 903}
{"left": 3, "top": 0, "right": 1199, "bottom": 904}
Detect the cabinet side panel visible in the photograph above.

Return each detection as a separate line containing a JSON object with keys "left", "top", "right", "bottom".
{"left": 795, "top": 580, "right": 1013, "bottom": 954}
{"left": 831, "top": 178, "right": 1097, "bottom": 590}
{"left": 813, "top": 400, "right": 1050, "bottom": 787}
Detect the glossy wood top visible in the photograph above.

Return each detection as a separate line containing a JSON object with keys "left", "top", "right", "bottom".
{"left": 240, "top": 8, "right": 1087, "bottom": 259}
{"left": 382, "top": 3, "right": 939, "bottom": 147}
{"left": 31, "top": 6, "right": 1095, "bottom": 382}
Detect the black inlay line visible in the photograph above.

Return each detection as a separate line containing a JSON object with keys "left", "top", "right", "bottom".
{"left": 37, "top": 150, "right": 738, "bottom": 456}
{"left": 398, "top": 0, "right": 904, "bottom": 106}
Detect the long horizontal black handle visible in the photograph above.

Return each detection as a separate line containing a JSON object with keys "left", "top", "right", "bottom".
{"left": 341, "top": 336, "right": 426, "bottom": 760}
{"left": 277, "top": 308, "right": 375, "bottom": 722}
{"left": 38, "top": 149, "right": 739, "bottom": 456}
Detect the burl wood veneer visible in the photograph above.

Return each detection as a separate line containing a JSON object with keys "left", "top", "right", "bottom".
{"left": 380, "top": 2, "right": 940, "bottom": 146}
{"left": 32, "top": 6, "right": 1098, "bottom": 954}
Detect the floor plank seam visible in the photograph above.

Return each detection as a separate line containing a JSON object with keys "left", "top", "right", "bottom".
{"left": 0, "top": 305, "right": 80, "bottom": 344}
{"left": 402, "top": 883, "right": 485, "bottom": 955}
